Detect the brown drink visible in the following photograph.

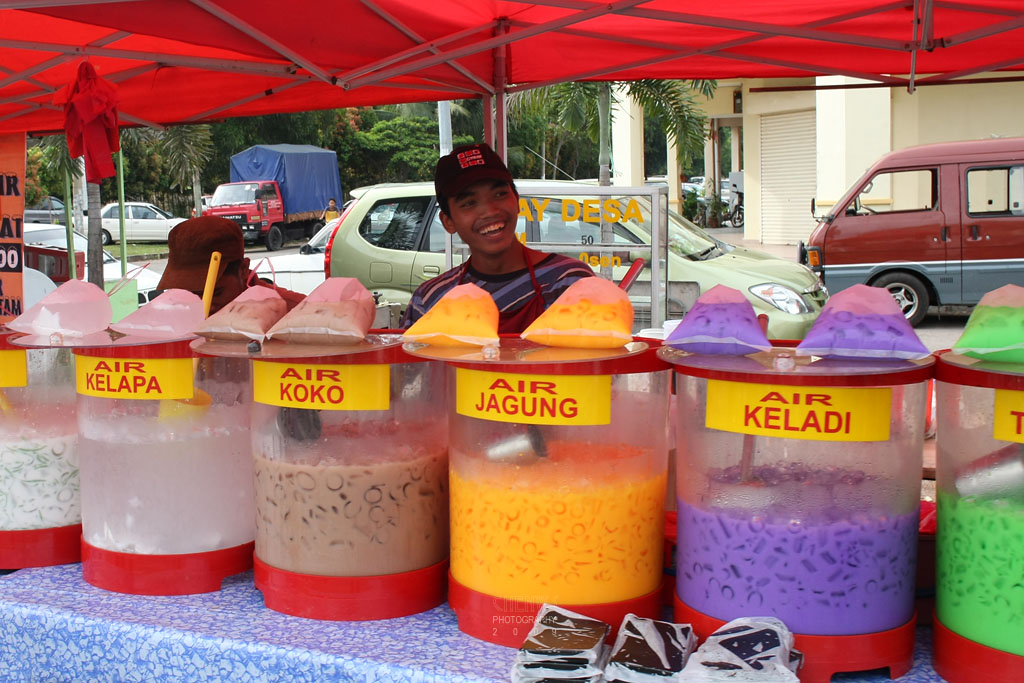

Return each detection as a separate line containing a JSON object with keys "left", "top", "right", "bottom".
{"left": 254, "top": 441, "right": 448, "bottom": 576}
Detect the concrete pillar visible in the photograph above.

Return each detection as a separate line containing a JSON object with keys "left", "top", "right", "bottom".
{"left": 703, "top": 123, "right": 717, "bottom": 197}
{"left": 611, "top": 86, "right": 645, "bottom": 186}
{"left": 667, "top": 139, "right": 681, "bottom": 212}
{"left": 815, "top": 76, "right": 891, "bottom": 211}
{"left": 730, "top": 125, "right": 742, "bottom": 171}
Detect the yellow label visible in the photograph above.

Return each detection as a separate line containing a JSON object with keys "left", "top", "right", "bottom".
{"left": 706, "top": 379, "right": 891, "bottom": 442}
{"left": 456, "top": 368, "right": 611, "bottom": 425}
{"left": 252, "top": 361, "right": 389, "bottom": 410}
{"left": 0, "top": 350, "right": 27, "bottom": 387}
{"left": 992, "top": 389, "right": 1024, "bottom": 443}
{"left": 76, "top": 357, "right": 194, "bottom": 400}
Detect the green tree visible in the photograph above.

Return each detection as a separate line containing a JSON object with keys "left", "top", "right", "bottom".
{"left": 508, "top": 79, "right": 714, "bottom": 185}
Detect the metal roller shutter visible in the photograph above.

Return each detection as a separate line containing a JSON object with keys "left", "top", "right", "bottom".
{"left": 760, "top": 110, "right": 817, "bottom": 245}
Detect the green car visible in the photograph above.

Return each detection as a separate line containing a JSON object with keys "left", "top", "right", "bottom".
{"left": 326, "top": 181, "right": 826, "bottom": 339}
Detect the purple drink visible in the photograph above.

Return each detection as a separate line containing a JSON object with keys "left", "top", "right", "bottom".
{"left": 676, "top": 500, "right": 919, "bottom": 635}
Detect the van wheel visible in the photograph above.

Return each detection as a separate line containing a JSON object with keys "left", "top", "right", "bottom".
{"left": 100, "top": 230, "right": 112, "bottom": 246}
{"left": 265, "top": 225, "right": 284, "bottom": 251}
{"left": 872, "top": 272, "right": 929, "bottom": 327}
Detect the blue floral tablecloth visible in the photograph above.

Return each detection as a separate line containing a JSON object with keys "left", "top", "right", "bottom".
{"left": 0, "top": 565, "right": 948, "bottom": 682}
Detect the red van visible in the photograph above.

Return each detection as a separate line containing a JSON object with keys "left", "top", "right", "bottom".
{"left": 800, "top": 138, "right": 1024, "bottom": 325}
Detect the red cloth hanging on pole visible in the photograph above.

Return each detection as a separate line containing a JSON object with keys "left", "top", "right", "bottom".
{"left": 62, "top": 61, "right": 120, "bottom": 182}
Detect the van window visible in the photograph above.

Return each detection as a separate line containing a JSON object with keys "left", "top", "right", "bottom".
{"left": 852, "top": 169, "right": 936, "bottom": 214}
{"left": 966, "top": 166, "right": 1024, "bottom": 216}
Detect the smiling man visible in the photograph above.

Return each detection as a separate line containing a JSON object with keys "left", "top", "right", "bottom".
{"left": 400, "top": 143, "right": 594, "bottom": 332}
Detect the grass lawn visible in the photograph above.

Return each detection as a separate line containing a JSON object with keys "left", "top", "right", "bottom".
{"left": 106, "top": 243, "right": 169, "bottom": 259}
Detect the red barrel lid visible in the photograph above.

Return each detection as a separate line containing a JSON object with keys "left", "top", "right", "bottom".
{"left": 404, "top": 336, "right": 668, "bottom": 376}
{"left": 191, "top": 333, "right": 425, "bottom": 365}
{"left": 74, "top": 338, "right": 194, "bottom": 359}
{"left": 935, "top": 349, "right": 1024, "bottom": 391}
{"left": 659, "top": 346, "right": 934, "bottom": 387}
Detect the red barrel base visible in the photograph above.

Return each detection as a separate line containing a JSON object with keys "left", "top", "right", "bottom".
{"left": 934, "top": 615, "right": 1024, "bottom": 683}
{"left": 675, "top": 595, "right": 915, "bottom": 683}
{"left": 0, "top": 525, "right": 81, "bottom": 568}
{"left": 449, "top": 573, "right": 664, "bottom": 648}
{"left": 82, "top": 539, "right": 253, "bottom": 595}
{"left": 254, "top": 556, "right": 448, "bottom": 621}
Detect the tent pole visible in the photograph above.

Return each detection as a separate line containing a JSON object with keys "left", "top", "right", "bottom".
{"left": 482, "top": 93, "right": 494, "bottom": 148}
{"left": 492, "top": 19, "right": 508, "bottom": 160}
{"left": 438, "top": 101, "right": 453, "bottom": 156}
{"left": 116, "top": 148, "right": 127, "bottom": 276}
{"left": 62, "top": 168, "right": 76, "bottom": 281}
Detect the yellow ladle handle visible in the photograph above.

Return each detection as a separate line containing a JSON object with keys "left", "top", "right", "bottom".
{"left": 201, "top": 251, "right": 222, "bottom": 318}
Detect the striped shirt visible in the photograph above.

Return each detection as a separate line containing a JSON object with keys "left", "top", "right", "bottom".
{"left": 400, "top": 253, "right": 594, "bottom": 328}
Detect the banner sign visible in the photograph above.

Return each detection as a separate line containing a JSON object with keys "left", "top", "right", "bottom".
{"left": 0, "top": 133, "right": 25, "bottom": 323}
{"left": 455, "top": 367, "right": 611, "bottom": 425}
{"left": 706, "top": 379, "right": 892, "bottom": 442}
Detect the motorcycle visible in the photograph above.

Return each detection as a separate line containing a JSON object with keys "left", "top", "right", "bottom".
{"left": 691, "top": 183, "right": 744, "bottom": 229}
{"left": 727, "top": 184, "right": 744, "bottom": 228}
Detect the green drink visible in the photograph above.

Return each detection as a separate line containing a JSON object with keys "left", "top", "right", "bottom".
{"left": 936, "top": 489, "right": 1024, "bottom": 655}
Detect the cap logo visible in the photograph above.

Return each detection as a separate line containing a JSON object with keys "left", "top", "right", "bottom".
{"left": 456, "top": 148, "right": 486, "bottom": 169}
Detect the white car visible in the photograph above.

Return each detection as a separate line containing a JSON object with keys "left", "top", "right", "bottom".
{"left": 100, "top": 202, "right": 186, "bottom": 245}
{"left": 23, "top": 223, "right": 163, "bottom": 305}
{"left": 253, "top": 219, "right": 338, "bottom": 294}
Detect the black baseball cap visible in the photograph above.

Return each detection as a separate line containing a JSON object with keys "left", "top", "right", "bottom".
{"left": 434, "top": 143, "right": 515, "bottom": 213}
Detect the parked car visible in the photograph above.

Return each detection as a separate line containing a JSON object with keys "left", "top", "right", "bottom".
{"left": 24, "top": 195, "right": 67, "bottom": 224}
{"left": 23, "top": 223, "right": 163, "bottom": 305}
{"left": 325, "top": 181, "right": 826, "bottom": 338}
{"left": 100, "top": 202, "right": 186, "bottom": 244}
{"left": 801, "top": 137, "right": 1024, "bottom": 326}
{"left": 191, "top": 195, "right": 212, "bottom": 218}
{"left": 254, "top": 219, "right": 340, "bottom": 294}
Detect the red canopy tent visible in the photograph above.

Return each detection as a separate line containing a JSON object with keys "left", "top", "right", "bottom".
{"left": 1, "top": 0, "right": 1023, "bottom": 136}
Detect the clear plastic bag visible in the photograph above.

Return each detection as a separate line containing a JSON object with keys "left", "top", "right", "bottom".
{"left": 663, "top": 285, "right": 770, "bottom": 355}
{"left": 403, "top": 283, "right": 499, "bottom": 347}
{"left": 265, "top": 278, "right": 374, "bottom": 345}
{"left": 952, "top": 284, "right": 1024, "bottom": 363}
{"left": 521, "top": 277, "right": 633, "bottom": 349}
{"left": 679, "top": 617, "right": 802, "bottom": 682}
{"left": 796, "top": 284, "right": 929, "bottom": 360}
{"left": 194, "top": 286, "right": 288, "bottom": 342}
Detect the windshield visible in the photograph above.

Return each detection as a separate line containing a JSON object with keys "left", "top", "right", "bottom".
{"left": 604, "top": 195, "right": 722, "bottom": 260}
{"left": 306, "top": 220, "right": 337, "bottom": 251}
{"left": 24, "top": 228, "right": 117, "bottom": 264}
{"left": 211, "top": 183, "right": 258, "bottom": 206}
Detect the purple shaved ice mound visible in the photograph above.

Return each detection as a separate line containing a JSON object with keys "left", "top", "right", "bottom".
{"left": 666, "top": 288, "right": 770, "bottom": 356}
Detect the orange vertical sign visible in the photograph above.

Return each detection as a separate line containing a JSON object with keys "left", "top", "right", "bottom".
{"left": 0, "top": 133, "right": 25, "bottom": 324}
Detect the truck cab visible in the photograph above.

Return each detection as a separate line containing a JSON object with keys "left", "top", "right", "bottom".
{"left": 205, "top": 181, "right": 286, "bottom": 249}
{"left": 802, "top": 138, "right": 1024, "bottom": 325}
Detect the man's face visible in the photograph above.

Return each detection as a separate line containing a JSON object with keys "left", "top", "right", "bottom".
{"left": 440, "top": 179, "right": 519, "bottom": 259}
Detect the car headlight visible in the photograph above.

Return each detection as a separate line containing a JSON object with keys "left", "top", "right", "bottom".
{"left": 749, "top": 283, "right": 811, "bottom": 315}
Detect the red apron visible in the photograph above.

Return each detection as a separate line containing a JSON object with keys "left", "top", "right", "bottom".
{"left": 459, "top": 258, "right": 545, "bottom": 334}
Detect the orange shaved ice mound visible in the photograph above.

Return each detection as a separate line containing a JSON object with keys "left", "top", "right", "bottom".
{"left": 522, "top": 277, "right": 633, "bottom": 348}
{"left": 403, "top": 283, "right": 499, "bottom": 347}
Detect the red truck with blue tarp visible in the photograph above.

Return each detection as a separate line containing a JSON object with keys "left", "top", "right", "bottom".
{"left": 206, "top": 144, "right": 343, "bottom": 251}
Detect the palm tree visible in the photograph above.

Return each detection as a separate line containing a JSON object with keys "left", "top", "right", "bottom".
{"left": 36, "top": 124, "right": 213, "bottom": 286}
{"left": 508, "top": 79, "right": 714, "bottom": 186}
{"left": 122, "top": 124, "right": 213, "bottom": 215}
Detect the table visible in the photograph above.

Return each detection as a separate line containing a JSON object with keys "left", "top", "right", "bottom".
{"left": 0, "top": 565, "right": 948, "bottom": 682}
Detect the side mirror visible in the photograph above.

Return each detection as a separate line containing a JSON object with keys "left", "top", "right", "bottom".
{"left": 810, "top": 198, "right": 816, "bottom": 216}
{"left": 299, "top": 244, "right": 312, "bottom": 255}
